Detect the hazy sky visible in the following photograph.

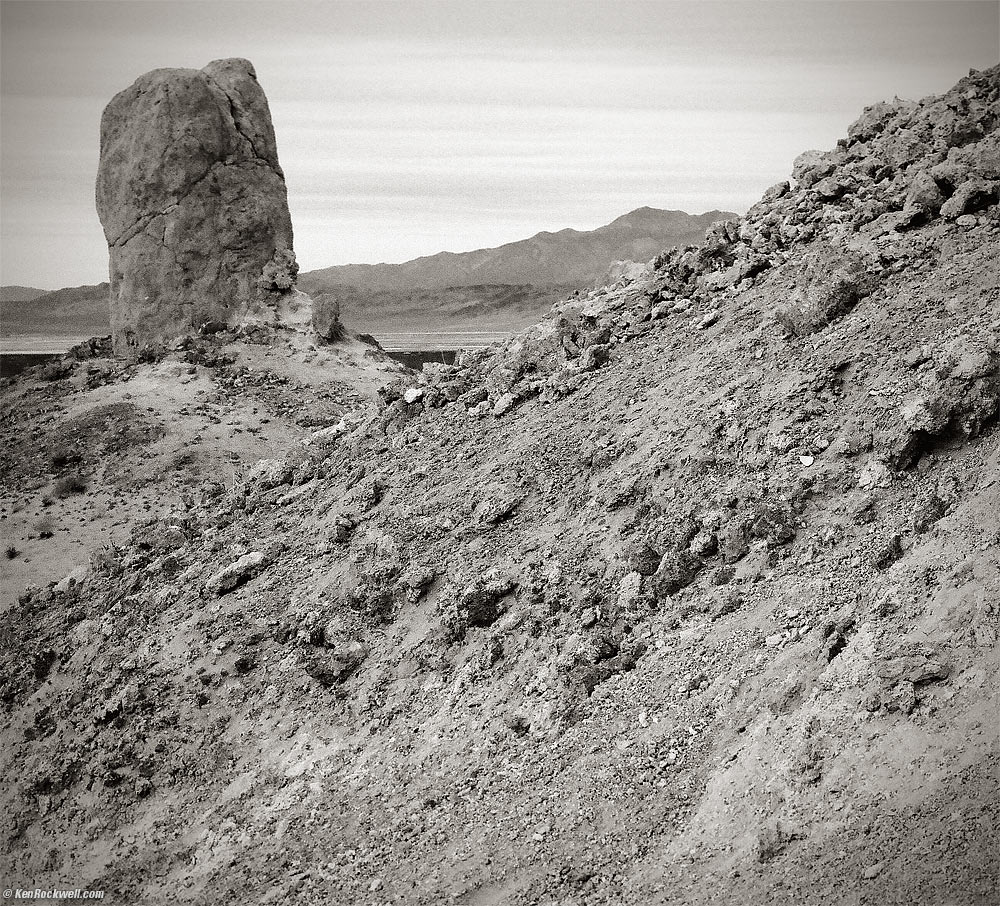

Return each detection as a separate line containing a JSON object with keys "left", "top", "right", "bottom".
{"left": 1, "top": 1, "right": 998, "bottom": 289}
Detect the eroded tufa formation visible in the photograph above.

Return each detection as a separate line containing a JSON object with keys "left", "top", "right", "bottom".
{"left": 96, "top": 58, "right": 297, "bottom": 355}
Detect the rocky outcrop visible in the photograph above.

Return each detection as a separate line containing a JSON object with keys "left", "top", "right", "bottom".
{"left": 311, "top": 293, "right": 345, "bottom": 343}
{"left": 96, "top": 58, "right": 296, "bottom": 355}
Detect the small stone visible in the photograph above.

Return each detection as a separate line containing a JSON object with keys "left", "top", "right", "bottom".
{"left": 627, "top": 539, "right": 661, "bottom": 576}
{"left": 475, "top": 486, "right": 523, "bottom": 524}
{"left": 458, "top": 574, "right": 516, "bottom": 627}
{"left": 709, "top": 589, "right": 742, "bottom": 621}
{"left": 697, "top": 310, "right": 720, "bottom": 330}
{"left": 956, "top": 214, "right": 977, "bottom": 229}
{"left": 750, "top": 502, "right": 796, "bottom": 546}
{"left": 812, "top": 175, "right": 852, "bottom": 200}
{"left": 403, "top": 387, "right": 424, "bottom": 404}
{"left": 903, "top": 170, "right": 944, "bottom": 216}
{"left": 765, "top": 633, "right": 784, "bottom": 648}
{"left": 617, "top": 571, "right": 647, "bottom": 611}
{"left": 302, "top": 641, "right": 368, "bottom": 686}
{"left": 689, "top": 528, "right": 718, "bottom": 558}
{"left": 650, "top": 301, "right": 673, "bottom": 320}
{"left": 711, "top": 566, "right": 736, "bottom": 586}
{"left": 651, "top": 551, "right": 701, "bottom": 597}
{"left": 492, "top": 392, "right": 516, "bottom": 416}
{"left": 579, "top": 343, "right": 610, "bottom": 371}
{"left": 857, "top": 459, "right": 893, "bottom": 490}
{"left": 903, "top": 345, "right": 929, "bottom": 368}
{"left": 761, "top": 180, "right": 790, "bottom": 202}
{"left": 718, "top": 520, "right": 750, "bottom": 564}
{"left": 311, "top": 293, "right": 344, "bottom": 342}
{"left": 882, "top": 681, "right": 917, "bottom": 714}
{"left": 206, "top": 551, "right": 268, "bottom": 596}
{"left": 328, "top": 515, "right": 355, "bottom": 544}
{"left": 940, "top": 178, "right": 997, "bottom": 219}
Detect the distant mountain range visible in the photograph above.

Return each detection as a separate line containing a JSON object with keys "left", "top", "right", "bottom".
{"left": 299, "top": 207, "right": 732, "bottom": 295}
{"left": 0, "top": 286, "right": 48, "bottom": 304}
{"left": 300, "top": 206, "right": 734, "bottom": 333}
{"left": 1, "top": 207, "right": 735, "bottom": 338}
{"left": 2, "top": 283, "right": 111, "bottom": 336}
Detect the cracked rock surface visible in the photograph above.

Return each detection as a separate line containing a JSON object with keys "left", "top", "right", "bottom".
{"left": 96, "top": 57, "right": 295, "bottom": 355}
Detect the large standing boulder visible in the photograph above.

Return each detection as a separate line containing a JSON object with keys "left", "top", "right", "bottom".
{"left": 311, "top": 293, "right": 345, "bottom": 343}
{"left": 96, "top": 58, "right": 297, "bottom": 354}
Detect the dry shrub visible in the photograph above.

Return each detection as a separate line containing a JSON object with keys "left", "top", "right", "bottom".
{"left": 54, "top": 473, "right": 87, "bottom": 498}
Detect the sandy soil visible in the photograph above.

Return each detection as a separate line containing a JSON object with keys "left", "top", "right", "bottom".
{"left": 0, "top": 329, "right": 408, "bottom": 608}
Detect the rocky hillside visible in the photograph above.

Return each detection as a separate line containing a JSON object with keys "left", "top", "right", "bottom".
{"left": 1, "top": 65, "right": 998, "bottom": 906}
{"left": 0, "top": 325, "right": 408, "bottom": 611}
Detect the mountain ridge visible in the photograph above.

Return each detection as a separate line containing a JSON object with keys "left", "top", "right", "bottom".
{"left": 0, "top": 285, "right": 49, "bottom": 304}
{"left": 1, "top": 283, "right": 110, "bottom": 336}
{"left": 299, "top": 207, "right": 735, "bottom": 295}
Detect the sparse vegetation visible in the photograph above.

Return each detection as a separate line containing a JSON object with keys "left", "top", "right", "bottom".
{"left": 53, "top": 473, "right": 87, "bottom": 498}
{"left": 4, "top": 545, "right": 18, "bottom": 560}
{"left": 50, "top": 448, "right": 82, "bottom": 470}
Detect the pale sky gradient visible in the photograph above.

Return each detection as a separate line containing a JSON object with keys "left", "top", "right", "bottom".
{"left": 1, "top": 1, "right": 998, "bottom": 289}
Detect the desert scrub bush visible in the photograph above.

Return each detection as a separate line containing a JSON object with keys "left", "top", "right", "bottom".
{"left": 5, "top": 544, "right": 18, "bottom": 559}
{"left": 53, "top": 473, "right": 87, "bottom": 498}
{"left": 36, "top": 515, "right": 55, "bottom": 539}
{"left": 50, "top": 448, "right": 82, "bottom": 470}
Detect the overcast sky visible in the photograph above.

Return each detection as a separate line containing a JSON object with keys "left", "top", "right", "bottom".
{"left": 1, "top": 1, "right": 997, "bottom": 289}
